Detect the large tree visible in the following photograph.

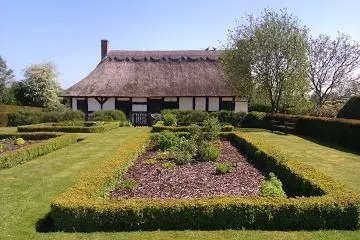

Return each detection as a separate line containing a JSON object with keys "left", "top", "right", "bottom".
{"left": 222, "top": 8, "right": 309, "bottom": 112}
{"left": 308, "top": 33, "right": 360, "bottom": 106}
{"left": 22, "top": 62, "right": 63, "bottom": 109}
{"left": 0, "top": 56, "right": 15, "bottom": 103}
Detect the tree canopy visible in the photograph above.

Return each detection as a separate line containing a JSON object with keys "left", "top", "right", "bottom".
{"left": 0, "top": 56, "right": 14, "bottom": 103}
{"left": 222, "top": 8, "right": 309, "bottom": 112}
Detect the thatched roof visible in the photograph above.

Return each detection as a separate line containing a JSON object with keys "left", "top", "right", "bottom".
{"left": 62, "top": 50, "right": 234, "bottom": 97}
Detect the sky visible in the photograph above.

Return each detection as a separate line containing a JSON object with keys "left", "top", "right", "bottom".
{"left": 1, "top": 0, "right": 360, "bottom": 89}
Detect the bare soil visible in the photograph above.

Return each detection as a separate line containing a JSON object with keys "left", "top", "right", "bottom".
{"left": 111, "top": 140, "right": 265, "bottom": 199}
{"left": 0, "top": 139, "right": 41, "bottom": 154}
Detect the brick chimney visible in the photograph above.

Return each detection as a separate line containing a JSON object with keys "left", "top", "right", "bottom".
{"left": 101, "top": 39, "right": 108, "bottom": 60}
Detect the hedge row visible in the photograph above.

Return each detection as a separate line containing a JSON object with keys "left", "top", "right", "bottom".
{"left": 50, "top": 131, "right": 359, "bottom": 231}
{"left": 17, "top": 122, "right": 120, "bottom": 133}
{"left": 243, "top": 111, "right": 360, "bottom": 152}
{"left": 0, "top": 132, "right": 61, "bottom": 140}
{"left": 152, "top": 121, "right": 234, "bottom": 133}
{"left": 161, "top": 109, "right": 247, "bottom": 127}
{"left": 0, "top": 113, "right": 9, "bottom": 127}
{"left": 0, "top": 133, "right": 78, "bottom": 169}
{"left": 337, "top": 95, "right": 360, "bottom": 120}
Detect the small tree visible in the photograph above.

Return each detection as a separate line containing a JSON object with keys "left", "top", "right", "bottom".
{"left": 22, "top": 62, "right": 64, "bottom": 109}
{"left": 222, "top": 8, "right": 309, "bottom": 112}
{"left": 0, "top": 56, "right": 15, "bottom": 103}
{"left": 308, "top": 33, "right": 360, "bottom": 106}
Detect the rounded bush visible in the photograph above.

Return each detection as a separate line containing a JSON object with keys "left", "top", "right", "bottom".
{"left": 15, "top": 138, "right": 25, "bottom": 145}
{"left": 7, "top": 110, "right": 43, "bottom": 126}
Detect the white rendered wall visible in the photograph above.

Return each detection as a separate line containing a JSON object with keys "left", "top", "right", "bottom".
{"left": 179, "top": 97, "right": 193, "bottom": 110}
{"left": 132, "top": 104, "right": 147, "bottom": 112}
{"left": 195, "top": 97, "right": 206, "bottom": 111}
{"left": 208, "top": 97, "right": 219, "bottom": 111}
{"left": 72, "top": 98, "right": 77, "bottom": 110}
{"left": 132, "top": 97, "right": 147, "bottom": 103}
{"left": 164, "top": 97, "right": 177, "bottom": 102}
{"left": 88, "top": 98, "right": 101, "bottom": 111}
{"left": 102, "top": 98, "right": 115, "bottom": 110}
{"left": 235, "top": 101, "right": 248, "bottom": 113}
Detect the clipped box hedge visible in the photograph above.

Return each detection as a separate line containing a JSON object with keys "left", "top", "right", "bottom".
{"left": 17, "top": 122, "right": 120, "bottom": 133}
{"left": 0, "top": 133, "right": 78, "bottom": 169}
{"left": 50, "top": 131, "right": 360, "bottom": 231}
{"left": 243, "top": 112, "right": 360, "bottom": 152}
{"left": 152, "top": 121, "right": 234, "bottom": 133}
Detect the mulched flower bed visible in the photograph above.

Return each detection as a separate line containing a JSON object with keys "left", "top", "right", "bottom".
{"left": 0, "top": 139, "right": 41, "bottom": 154}
{"left": 111, "top": 140, "right": 265, "bottom": 199}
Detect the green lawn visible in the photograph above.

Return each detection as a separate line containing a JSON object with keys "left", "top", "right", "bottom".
{"left": 1, "top": 127, "right": 359, "bottom": 240}
{"left": 242, "top": 129, "right": 360, "bottom": 194}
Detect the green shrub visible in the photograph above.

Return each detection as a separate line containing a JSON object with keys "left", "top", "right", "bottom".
{"left": 162, "top": 109, "right": 209, "bottom": 126}
{"left": 121, "top": 179, "right": 137, "bottom": 190}
{"left": 337, "top": 95, "right": 360, "bottom": 120}
{"left": 143, "top": 158, "right": 157, "bottom": 165}
{"left": 0, "top": 132, "right": 61, "bottom": 140}
{"left": 260, "top": 172, "right": 286, "bottom": 197}
{"left": 156, "top": 151, "right": 169, "bottom": 160}
{"left": 198, "top": 142, "right": 220, "bottom": 162}
{"left": 43, "top": 110, "right": 85, "bottom": 123}
{"left": 163, "top": 113, "right": 177, "bottom": 126}
{"left": 0, "top": 133, "right": 78, "bottom": 169}
{"left": 242, "top": 111, "right": 268, "bottom": 128}
{"left": 211, "top": 110, "right": 247, "bottom": 126}
{"left": 249, "top": 103, "right": 273, "bottom": 113}
{"left": 155, "top": 131, "right": 179, "bottom": 150}
{"left": 202, "top": 117, "right": 221, "bottom": 141}
{"left": 7, "top": 110, "right": 43, "bottom": 126}
{"left": 15, "top": 138, "right": 25, "bottom": 145}
{"left": 92, "top": 110, "right": 126, "bottom": 121}
{"left": 161, "top": 161, "right": 176, "bottom": 169}
{"left": 169, "top": 149, "right": 193, "bottom": 165}
{"left": 215, "top": 163, "right": 232, "bottom": 174}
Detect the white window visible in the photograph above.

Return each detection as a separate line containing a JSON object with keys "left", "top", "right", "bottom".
{"left": 179, "top": 97, "right": 193, "bottom": 110}
{"left": 102, "top": 98, "right": 115, "bottom": 110}
{"left": 132, "top": 104, "right": 147, "bottom": 112}
{"left": 195, "top": 97, "right": 206, "bottom": 111}
{"left": 132, "top": 98, "right": 147, "bottom": 103}
{"left": 208, "top": 97, "right": 219, "bottom": 111}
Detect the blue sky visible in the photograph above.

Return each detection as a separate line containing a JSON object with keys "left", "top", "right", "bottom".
{"left": 1, "top": 0, "right": 360, "bottom": 88}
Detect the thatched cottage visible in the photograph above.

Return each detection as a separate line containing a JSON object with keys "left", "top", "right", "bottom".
{"left": 62, "top": 40, "right": 248, "bottom": 124}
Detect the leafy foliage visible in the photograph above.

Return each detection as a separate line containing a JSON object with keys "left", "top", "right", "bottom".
{"left": 0, "top": 56, "right": 14, "bottom": 104}
{"left": 260, "top": 172, "right": 286, "bottom": 197}
{"left": 202, "top": 117, "right": 221, "bottom": 141}
{"left": 15, "top": 138, "right": 25, "bottom": 145}
{"left": 7, "top": 110, "right": 43, "bottom": 126}
{"left": 222, "top": 8, "right": 309, "bottom": 112}
{"left": 155, "top": 131, "right": 180, "bottom": 151}
{"left": 92, "top": 110, "right": 126, "bottom": 121}
{"left": 215, "top": 163, "right": 233, "bottom": 174}
{"left": 163, "top": 113, "right": 177, "bottom": 126}
{"left": 198, "top": 142, "right": 220, "bottom": 162}
{"left": 161, "top": 161, "right": 176, "bottom": 169}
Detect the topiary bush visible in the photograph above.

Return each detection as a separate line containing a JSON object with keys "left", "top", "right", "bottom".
{"left": 337, "top": 95, "right": 360, "bottom": 120}
{"left": 198, "top": 142, "right": 220, "bottom": 162}
{"left": 15, "top": 138, "right": 25, "bottom": 145}
{"left": 260, "top": 172, "right": 286, "bottom": 197}
{"left": 163, "top": 113, "right": 177, "bottom": 126}
{"left": 92, "top": 110, "right": 126, "bottom": 121}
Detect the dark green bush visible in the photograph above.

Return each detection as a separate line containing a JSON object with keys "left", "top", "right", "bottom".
{"left": 92, "top": 110, "right": 126, "bottom": 121}
{"left": 155, "top": 131, "right": 179, "bottom": 151}
{"left": 242, "top": 111, "right": 269, "bottom": 128}
{"left": 260, "top": 172, "right": 286, "bottom": 197}
{"left": 215, "top": 163, "right": 232, "bottom": 174}
{"left": 198, "top": 142, "right": 220, "bottom": 162}
{"left": 163, "top": 113, "right": 177, "bottom": 126}
{"left": 152, "top": 121, "right": 233, "bottom": 133}
{"left": 337, "top": 95, "right": 360, "bottom": 120}
{"left": 17, "top": 122, "right": 120, "bottom": 133}
{"left": 7, "top": 110, "right": 43, "bottom": 126}
{"left": 210, "top": 110, "right": 247, "bottom": 127}
{"left": 249, "top": 103, "right": 273, "bottom": 113}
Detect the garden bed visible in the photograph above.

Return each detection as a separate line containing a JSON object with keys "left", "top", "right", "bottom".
{"left": 111, "top": 140, "right": 264, "bottom": 199}
{"left": 0, "top": 138, "right": 41, "bottom": 154}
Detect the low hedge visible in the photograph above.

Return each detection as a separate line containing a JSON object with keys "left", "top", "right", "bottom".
{"left": 50, "top": 131, "right": 360, "bottom": 231}
{"left": 242, "top": 111, "right": 360, "bottom": 152}
{"left": 337, "top": 95, "right": 360, "bottom": 120}
{"left": 17, "top": 122, "right": 120, "bottom": 133}
{"left": 0, "top": 133, "right": 78, "bottom": 169}
{"left": 0, "top": 132, "right": 62, "bottom": 140}
{"left": 152, "top": 121, "right": 234, "bottom": 133}
{"left": 0, "top": 112, "right": 9, "bottom": 127}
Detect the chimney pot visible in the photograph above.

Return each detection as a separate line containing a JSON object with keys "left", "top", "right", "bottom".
{"left": 101, "top": 39, "right": 108, "bottom": 60}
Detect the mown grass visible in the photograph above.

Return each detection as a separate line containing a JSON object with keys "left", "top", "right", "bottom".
{"left": 0, "top": 127, "right": 359, "bottom": 239}
{"left": 242, "top": 128, "right": 360, "bottom": 194}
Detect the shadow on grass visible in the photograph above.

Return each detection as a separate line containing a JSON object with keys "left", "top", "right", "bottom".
{"left": 36, "top": 212, "right": 56, "bottom": 233}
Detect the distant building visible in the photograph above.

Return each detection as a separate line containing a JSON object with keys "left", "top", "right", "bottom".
{"left": 61, "top": 40, "right": 248, "bottom": 124}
